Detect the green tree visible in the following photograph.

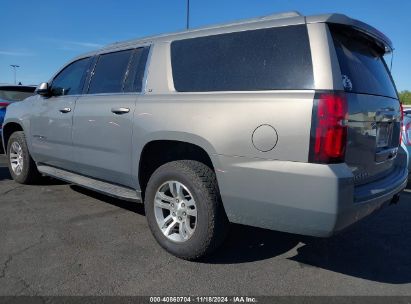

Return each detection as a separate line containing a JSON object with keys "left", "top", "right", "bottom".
{"left": 399, "top": 90, "right": 411, "bottom": 105}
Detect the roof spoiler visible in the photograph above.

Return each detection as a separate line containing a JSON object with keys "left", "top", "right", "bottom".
{"left": 307, "top": 14, "right": 393, "bottom": 52}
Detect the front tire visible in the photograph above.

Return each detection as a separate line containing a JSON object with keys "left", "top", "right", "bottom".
{"left": 144, "top": 160, "right": 229, "bottom": 260}
{"left": 7, "top": 131, "right": 41, "bottom": 184}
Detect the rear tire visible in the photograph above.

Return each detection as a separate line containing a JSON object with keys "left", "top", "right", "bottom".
{"left": 7, "top": 131, "right": 41, "bottom": 184}
{"left": 144, "top": 160, "right": 229, "bottom": 260}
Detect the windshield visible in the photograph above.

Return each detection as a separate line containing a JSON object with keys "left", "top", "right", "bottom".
{"left": 329, "top": 24, "right": 398, "bottom": 99}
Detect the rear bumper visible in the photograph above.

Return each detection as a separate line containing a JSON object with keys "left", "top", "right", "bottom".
{"left": 215, "top": 152, "right": 408, "bottom": 237}
{"left": 333, "top": 172, "right": 406, "bottom": 235}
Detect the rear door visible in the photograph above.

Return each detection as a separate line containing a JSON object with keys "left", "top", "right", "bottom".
{"left": 329, "top": 24, "right": 401, "bottom": 185}
{"left": 71, "top": 47, "right": 149, "bottom": 188}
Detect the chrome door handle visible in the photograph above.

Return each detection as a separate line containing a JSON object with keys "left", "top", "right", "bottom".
{"left": 59, "top": 107, "right": 71, "bottom": 113}
{"left": 111, "top": 107, "right": 130, "bottom": 115}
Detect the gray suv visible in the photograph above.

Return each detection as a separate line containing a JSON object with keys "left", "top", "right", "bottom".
{"left": 2, "top": 12, "right": 407, "bottom": 260}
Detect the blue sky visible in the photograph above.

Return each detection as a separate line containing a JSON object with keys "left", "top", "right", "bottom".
{"left": 1, "top": 0, "right": 410, "bottom": 91}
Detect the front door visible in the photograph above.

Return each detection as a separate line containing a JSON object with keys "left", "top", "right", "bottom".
{"left": 30, "top": 95, "right": 78, "bottom": 169}
{"left": 30, "top": 57, "right": 92, "bottom": 170}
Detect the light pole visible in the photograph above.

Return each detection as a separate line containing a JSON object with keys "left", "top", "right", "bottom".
{"left": 10, "top": 64, "right": 20, "bottom": 85}
{"left": 186, "top": 0, "right": 190, "bottom": 29}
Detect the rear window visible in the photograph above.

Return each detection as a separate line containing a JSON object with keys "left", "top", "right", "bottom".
{"left": 329, "top": 24, "right": 397, "bottom": 99}
{"left": 88, "top": 49, "right": 133, "bottom": 94}
{"left": 171, "top": 25, "right": 314, "bottom": 92}
{"left": 0, "top": 87, "right": 35, "bottom": 101}
{"left": 123, "top": 47, "right": 150, "bottom": 93}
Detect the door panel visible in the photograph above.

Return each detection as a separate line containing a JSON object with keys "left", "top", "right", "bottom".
{"left": 30, "top": 95, "right": 78, "bottom": 170}
{"left": 71, "top": 94, "right": 137, "bottom": 187}
{"left": 29, "top": 56, "right": 92, "bottom": 170}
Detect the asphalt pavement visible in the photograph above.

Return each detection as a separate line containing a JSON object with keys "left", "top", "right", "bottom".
{"left": 0, "top": 153, "right": 411, "bottom": 296}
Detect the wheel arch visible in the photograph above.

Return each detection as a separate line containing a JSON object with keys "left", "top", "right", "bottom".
{"left": 2, "top": 121, "right": 25, "bottom": 154}
{"left": 137, "top": 133, "right": 222, "bottom": 199}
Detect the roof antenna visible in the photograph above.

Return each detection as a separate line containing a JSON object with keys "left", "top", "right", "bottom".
{"left": 186, "top": 0, "right": 190, "bottom": 29}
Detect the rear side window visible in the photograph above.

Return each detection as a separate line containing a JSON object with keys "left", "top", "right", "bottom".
{"left": 123, "top": 47, "right": 150, "bottom": 92}
{"left": 171, "top": 25, "right": 314, "bottom": 92}
{"left": 88, "top": 49, "right": 133, "bottom": 94}
{"left": 329, "top": 24, "right": 397, "bottom": 99}
{"left": 51, "top": 57, "right": 91, "bottom": 96}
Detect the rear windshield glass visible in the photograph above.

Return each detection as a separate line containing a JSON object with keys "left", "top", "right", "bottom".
{"left": 0, "top": 87, "right": 35, "bottom": 101}
{"left": 171, "top": 25, "right": 314, "bottom": 92}
{"left": 329, "top": 24, "right": 397, "bottom": 99}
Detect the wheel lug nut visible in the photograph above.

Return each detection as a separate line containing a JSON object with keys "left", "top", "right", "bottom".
{"left": 183, "top": 212, "right": 186, "bottom": 216}
{"left": 178, "top": 216, "right": 182, "bottom": 221}
{"left": 172, "top": 212, "right": 176, "bottom": 216}
{"left": 181, "top": 203, "right": 185, "bottom": 207}
{"left": 171, "top": 203, "right": 174, "bottom": 207}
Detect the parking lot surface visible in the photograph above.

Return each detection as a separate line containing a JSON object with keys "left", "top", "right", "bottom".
{"left": 0, "top": 153, "right": 411, "bottom": 296}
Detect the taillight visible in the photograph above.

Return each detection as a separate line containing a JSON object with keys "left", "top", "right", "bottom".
{"left": 402, "top": 122, "right": 411, "bottom": 146}
{"left": 400, "top": 103, "right": 404, "bottom": 145}
{"left": 309, "top": 92, "right": 348, "bottom": 164}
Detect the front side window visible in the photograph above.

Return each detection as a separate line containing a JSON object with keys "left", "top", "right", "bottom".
{"left": 171, "top": 25, "right": 314, "bottom": 92}
{"left": 88, "top": 49, "right": 133, "bottom": 94}
{"left": 51, "top": 57, "right": 91, "bottom": 96}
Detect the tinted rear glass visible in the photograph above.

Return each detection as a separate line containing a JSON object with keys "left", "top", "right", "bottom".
{"left": 171, "top": 25, "right": 314, "bottom": 92}
{"left": 123, "top": 47, "right": 150, "bottom": 92}
{"left": 329, "top": 24, "right": 397, "bottom": 99}
{"left": 0, "top": 87, "right": 35, "bottom": 101}
{"left": 88, "top": 49, "right": 133, "bottom": 94}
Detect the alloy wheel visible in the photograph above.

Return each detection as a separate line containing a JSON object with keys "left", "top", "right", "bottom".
{"left": 10, "top": 141, "right": 24, "bottom": 176}
{"left": 154, "top": 180, "right": 198, "bottom": 242}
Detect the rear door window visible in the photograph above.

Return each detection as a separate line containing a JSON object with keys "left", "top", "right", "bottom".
{"left": 329, "top": 24, "right": 397, "bottom": 99}
{"left": 123, "top": 47, "right": 150, "bottom": 92}
{"left": 171, "top": 25, "right": 314, "bottom": 92}
{"left": 88, "top": 49, "right": 133, "bottom": 94}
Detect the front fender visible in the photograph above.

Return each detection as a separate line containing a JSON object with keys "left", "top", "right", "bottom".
{"left": 2, "top": 98, "right": 35, "bottom": 153}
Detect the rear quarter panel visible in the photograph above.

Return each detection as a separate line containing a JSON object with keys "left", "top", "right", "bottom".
{"left": 132, "top": 35, "right": 318, "bottom": 190}
{"left": 134, "top": 92, "right": 314, "bottom": 155}
{"left": 131, "top": 92, "right": 315, "bottom": 189}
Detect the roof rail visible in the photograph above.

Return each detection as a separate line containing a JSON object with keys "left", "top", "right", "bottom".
{"left": 259, "top": 11, "right": 302, "bottom": 20}
{"left": 101, "top": 11, "right": 304, "bottom": 50}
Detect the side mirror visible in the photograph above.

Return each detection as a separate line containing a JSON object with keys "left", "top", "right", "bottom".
{"left": 36, "top": 82, "right": 50, "bottom": 96}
